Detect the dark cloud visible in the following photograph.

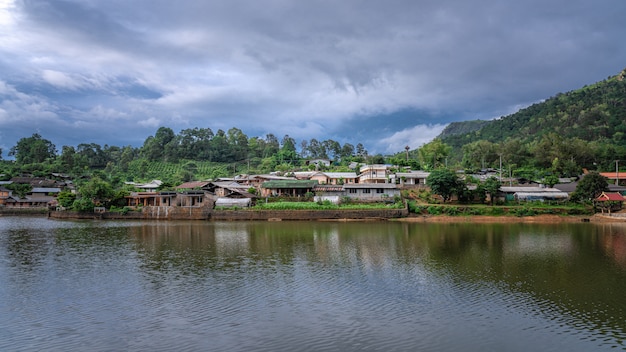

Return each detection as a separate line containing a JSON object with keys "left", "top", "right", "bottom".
{"left": 1, "top": 0, "right": 625, "bottom": 157}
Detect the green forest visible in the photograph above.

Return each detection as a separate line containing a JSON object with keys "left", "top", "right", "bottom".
{"left": 0, "top": 128, "right": 380, "bottom": 188}
{"left": 437, "top": 68, "right": 626, "bottom": 175}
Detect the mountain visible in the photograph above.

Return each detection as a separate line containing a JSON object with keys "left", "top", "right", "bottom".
{"left": 437, "top": 119, "right": 492, "bottom": 139}
{"left": 439, "top": 68, "right": 626, "bottom": 149}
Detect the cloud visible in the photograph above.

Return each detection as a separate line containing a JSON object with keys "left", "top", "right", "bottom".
{"left": 41, "top": 70, "right": 85, "bottom": 90}
{"left": 377, "top": 124, "right": 448, "bottom": 155}
{"left": 0, "top": 0, "right": 624, "bottom": 155}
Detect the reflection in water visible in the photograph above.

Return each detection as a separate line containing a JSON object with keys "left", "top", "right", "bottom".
{"left": 1, "top": 217, "right": 626, "bottom": 351}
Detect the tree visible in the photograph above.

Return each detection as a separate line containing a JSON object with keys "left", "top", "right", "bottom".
{"left": 543, "top": 175, "right": 560, "bottom": 188}
{"left": 419, "top": 139, "right": 451, "bottom": 170}
{"left": 462, "top": 140, "right": 497, "bottom": 169}
{"left": 78, "top": 177, "right": 115, "bottom": 206}
{"left": 426, "top": 169, "right": 463, "bottom": 203}
{"left": 57, "top": 190, "right": 77, "bottom": 208}
{"left": 571, "top": 172, "right": 609, "bottom": 202}
{"left": 278, "top": 135, "right": 298, "bottom": 163}
{"left": 9, "top": 133, "right": 56, "bottom": 164}
{"left": 483, "top": 176, "right": 501, "bottom": 205}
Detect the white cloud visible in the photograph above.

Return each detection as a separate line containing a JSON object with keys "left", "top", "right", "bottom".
{"left": 138, "top": 117, "right": 161, "bottom": 128}
{"left": 41, "top": 70, "right": 85, "bottom": 90}
{"left": 377, "top": 124, "right": 448, "bottom": 154}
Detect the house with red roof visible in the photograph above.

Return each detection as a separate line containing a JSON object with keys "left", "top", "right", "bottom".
{"left": 595, "top": 192, "right": 625, "bottom": 214}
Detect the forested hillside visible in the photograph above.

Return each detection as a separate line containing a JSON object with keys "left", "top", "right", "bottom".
{"left": 438, "top": 120, "right": 492, "bottom": 139}
{"left": 442, "top": 69, "right": 626, "bottom": 147}
{"left": 438, "top": 68, "right": 626, "bottom": 173}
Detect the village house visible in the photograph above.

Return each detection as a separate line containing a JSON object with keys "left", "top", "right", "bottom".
{"left": 260, "top": 180, "right": 318, "bottom": 197}
{"left": 298, "top": 171, "right": 358, "bottom": 185}
{"left": 498, "top": 186, "right": 569, "bottom": 202}
{"left": 395, "top": 171, "right": 430, "bottom": 186}
{"left": 595, "top": 192, "right": 625, "bottom": 214}
{"left": 342, "top": 183, "right": 400, "bottom": 201}
{"left": 358, "top": 164, "right": 391, "bottom": 184}
{"left": 233, "top": 174, "right": 294, "bottom": 191}
{"left": 126, "top": 192, "right": 177, "bottom": 207}
{"left": 0, "top": 187, "right": 11, "bottom": 207}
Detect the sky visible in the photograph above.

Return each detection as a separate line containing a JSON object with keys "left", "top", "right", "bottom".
{"left": 1, "top": 0, "right": 625, "bottom": 158}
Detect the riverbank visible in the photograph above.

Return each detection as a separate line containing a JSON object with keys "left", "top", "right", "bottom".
{"left": 394, "top": 214, "right": 623, "bottom": 223}
{"left": 6, "top": 207, "right": 625, "bottom": 223}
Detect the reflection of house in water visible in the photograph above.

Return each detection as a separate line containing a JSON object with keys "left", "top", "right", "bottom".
{"left": 214, "top": 223, "right": 250, "bottom": 256}
{"left": 597, "top": 224, "right": 626, "bottom": 268}
{"left": 504, "top": 233, "right": 575, "bottom": 257}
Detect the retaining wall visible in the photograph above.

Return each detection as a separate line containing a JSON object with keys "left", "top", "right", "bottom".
{"left": 209, "top": 208, "right": 408, "bottom": 221}
{"left": 48, "top": 206, "right": 409, "bottom": 221}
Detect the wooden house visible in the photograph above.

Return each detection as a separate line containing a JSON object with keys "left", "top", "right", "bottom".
{"left": 260, "top": 180, "right": 318, "bottom": 197}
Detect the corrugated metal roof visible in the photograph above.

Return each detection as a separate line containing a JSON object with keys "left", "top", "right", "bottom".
{"left": 176, "top": 181, "right": 210, "bottom": 189}
{"left": 324, "top": 172, "right": 357, "bottom": 178}
{"left": 514, "top": 192, "right": 568, "bottom": 199}
{"left": 31, "top": 187, "right": 61, "bottom": 193}
{"left": 501, "top": 186, "right": 561, "bottom": 193}
{"left": 343, "top": 183, "right": 398, "bottom": 189}
{"left": 262, "top": 180, "right": 318, "bottom": 188}
{"left": 215, "top": 198, "right": 251, "bottom": 207}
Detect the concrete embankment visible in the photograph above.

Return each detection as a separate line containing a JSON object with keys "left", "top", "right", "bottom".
{"left": 210, "top": 208, "right": 408, "bottom": 221}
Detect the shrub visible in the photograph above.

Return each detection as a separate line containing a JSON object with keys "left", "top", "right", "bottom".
{"left": 427, "top": 206, "right": 443, "bottom": 215}
{"left": 444, "top": 206, "right": 459, "bottom": 216}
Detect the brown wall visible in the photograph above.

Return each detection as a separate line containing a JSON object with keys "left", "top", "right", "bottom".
{"left": 210, "top": 208, "right": 408, "bottom": 221}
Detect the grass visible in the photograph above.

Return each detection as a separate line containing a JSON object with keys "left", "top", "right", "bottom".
{"left": 407, "top": 200, "right": 593, "bottom": 217}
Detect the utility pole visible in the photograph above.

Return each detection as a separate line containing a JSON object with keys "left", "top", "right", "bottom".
{"left": 499, "top": 154, "right": 502, "bottom": 181}
{"left": 616, "top": 160, "right": 620, "bottom": 186}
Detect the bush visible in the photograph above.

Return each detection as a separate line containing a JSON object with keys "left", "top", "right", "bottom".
{"left": 72, "top": 198, "right": 95, "bottom": 212}
{"left": 444, "top": 206, "right": 459, "bottom": 216}
{"left": 427, "top": 206, "right": 443, "bottom": 215}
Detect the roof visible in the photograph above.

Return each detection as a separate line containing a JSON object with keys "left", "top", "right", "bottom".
{"left": 313, "top": 185, "right": 344, "bottom": 192}
{"left": 599, "top": 172, "right": 626, "bottom": 180}
{"left": 514, "top": 192, "right": 569, "bottom": 200}
{"left": 324, "top": 172, "right": 358, "bottom": 179}
{"left": 261, "top": 180, "right": 318, "bottom": 189}
{"left": 396, "top": 171, "right": 430, "bottom": 178}
{"left": 136, "top": 180, "right": 163, "bottom": 189}
{"left": 596, "top": 192, "right": 626, "bottom": 202}
{"left": 176, "top": 181, "right": 211, "bottom": 189}
{"left": 208, "top": 181, "right": 248, "bottom": 189}
{"left": 215, "top": 198, "right": 251, "bottom": 207}
{"left": 31, "top": 187, "right": 61, "bottom": 193}
{"left": 343, "top": 183, "right": 398, "bottom": 189}
{"left": 500, "top": 186, "right": 562, "bottom": 193}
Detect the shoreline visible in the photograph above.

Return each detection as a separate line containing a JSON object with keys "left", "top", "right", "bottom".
{"left": 3, "top": 209, "right": 625, "bottom": 224}
{"left": 394, "top": 214, "right": 622, "bottom": 223}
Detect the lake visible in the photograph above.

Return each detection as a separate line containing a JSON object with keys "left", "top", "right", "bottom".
{"left": 1, "top": 216, "right": 625, "bottom": 351}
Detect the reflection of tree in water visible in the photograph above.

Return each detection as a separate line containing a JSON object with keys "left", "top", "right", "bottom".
{"left": 400, "top": 222, "right": 626, "bottom": 348}
{"left": 126, "top": 220, "right": 626, "bottom": 347}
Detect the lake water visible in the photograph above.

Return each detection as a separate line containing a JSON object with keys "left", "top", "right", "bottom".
{"left": 1, "top": 216, "right": 625, "bottom": 352}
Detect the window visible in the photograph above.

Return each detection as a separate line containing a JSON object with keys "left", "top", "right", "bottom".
{"left": 376, "top": 189, "right": 385, "bottom": 194}
{"left": 363, "top": 189, "right": 371, "bottom": 194}
{"left": 349, "top": 189, "right": 357, "bottom": 194}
